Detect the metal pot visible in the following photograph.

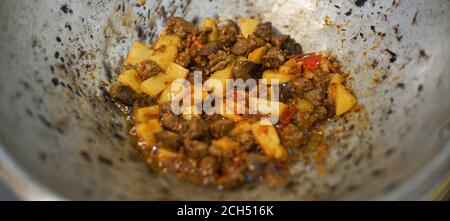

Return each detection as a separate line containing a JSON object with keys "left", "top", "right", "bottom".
{"left": 0, "top": 0, "right": 449, "bottom": 200}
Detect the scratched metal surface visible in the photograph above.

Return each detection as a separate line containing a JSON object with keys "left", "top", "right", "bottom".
{"left": 0, "top": 0, "right": 449, "bottom": 200}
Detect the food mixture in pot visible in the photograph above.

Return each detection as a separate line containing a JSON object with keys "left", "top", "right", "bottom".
{"left": 109, "top": 17, "right": 357, "bottom": 189}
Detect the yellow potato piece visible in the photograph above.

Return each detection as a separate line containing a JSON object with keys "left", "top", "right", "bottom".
{"left": 136, "top": 119, "right": 162, "bottom": 146}
{"left": 230, "top": 121, "right": 251, "bottom": 135}
{"left": 262, "top": 69, "right": 294, "bottom": 84}
{"left": 248, "top": 45, "right": 270, "bottom": 64}
{"left": 165, "top": 62, "right": 189, "bottom": 79}
{"left": 135, "top": 105, "right": 160, "bottom": 124}
{"left": 335, "top": 84, "right": 356, "bottom": 116}
{"left": 118, "top": 69, "right": 141, "bottom": 92}
{"left": 209, "top": 63, "right": 234, "bottom": 94}
{"left": 249, "top": 97, "right": 288, "bottom": 117}
{"left": 295, "top": 98, "right": 315, "bottom": 113}
{"left": 238, "top": 18, "right": 260, "bottom": 38}
{"left": 211, "top": 137, "right": 240, "bottom": 154}
{"left": 329, "top": 74, "right": 345, "bottom": 85}
{"left": 250, "top": 120, "right": 287, "bottom": 160}
{"left": 201, "top": 18, "right": 219, "bottom": 42}
{"left": 140, "top": 73, "right": 174, "bottom": 97}
{"left": 124, "top": 42, "right": 153, "bottom": 66}
{"left": 181, "top": 105, "right": 201, "bottom": 120}
{"left": 149, "top": 44, "right": 178, "bottom": 70}
{"left": 154, "top": 34, "right": 181, "bottom": 49}
{"left": 158, "top": 80, "right": 187, "bottom": 104}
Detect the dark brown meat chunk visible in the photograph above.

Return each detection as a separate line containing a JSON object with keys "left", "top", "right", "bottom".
{"left": 230, "top": 35, "right": 265, "bottom": 56}
{"left": 199, "top": 156, "right": 219, "bottom": 175}
{"left": 253, "top": 22, "right": 273, "bottom": 42}
{"left": 232, "top": 60, "right": 261, "bottom": 80}
{"left": 217, "top": 20, "right": 240, "bottom": 47}
{"left": 199, "top": 41, "right": 222, "bottom": 56}
{"left": 154, "top": 131, "right": 182, "bottom": 151}
{"left": 160, "top": 103, "right": 181, "bottom": 132}
{"left": 181, "top": 117, "right": 210, "bottom": 140}
{"left": 315, "top": 106, "right": 328, "bottom": 120}
{"left": 230, "top": 39, "right": 248, "bottom": 56}
{"left": 209, "top": 119, "right": 234, "bottom": 138}
{"left": 174, "top": 50, "right": 192, "bottom": 68}
{"left": 244, "top": 153, "right": 269, "bottom": 182}
{"left": 166, "top": 17, "right": 195, "bottom": 39}
{"left": 133, "top": 94, "right": 157, "bottom": 109}
{"left": 109, "top": 83, "right": 138, "bottom": 106}
{"left": 304, "top": 89, "right": 325, "bottom": 106}
{"left": 293, "top": 111, "right": 318, "bottom": 130}
{"left": 261, "top": 47, "right": 285, "bottom": 69}
{"left": 137, "top": 60, "right": 163, "bottom": 81}
{"left": 183, "top": 139, "right": 209, "bottom": 158}
{"left": 288, "top": 77, "right": 314, "bottom": 96}
{"left": 235, "top": 131, "right": 257, "bottom": 152}
{"left": 278, "top": 124, "right": 304, "bottom": 148}
{"left": 207, "top": 50, "right": 230, "bottom": 72}
{"left": 279, "top": 83, "right": 293, "bottom": 103}
{"left": 272, "top": 35, "right": 303, "bottom": 56}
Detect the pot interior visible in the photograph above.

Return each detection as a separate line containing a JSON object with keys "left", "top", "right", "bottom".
{"left": 0, "top": 0, "right": 449, "bottom": 200}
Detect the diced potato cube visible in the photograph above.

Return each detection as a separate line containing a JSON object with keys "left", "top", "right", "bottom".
{"left": 249, "top": 97, "right": 288, "bottom": 117}
{"left": 329, "top": 74, "right": 344, "bottom": 84}
{"left": 248, "top": 45, "right": 270, "bottom": 64}
{"left": 165, "top": 62, "right": 189, "bottom": 79}
{"left": 118, "top": 69, "right": 141, "bottom": 92}
{"left": 319, "top": 57, "right": 330, "bottom": 74}
{"left": 262, "top": 69, "right": 294, "bottom": 84}
{"left": 230, "top": 121, "right": 251, "bottom": 135}
{"left": 238, "top": 18, "right": 260, "bottom": 38}
{"left": 157, "top": 148, "right": 181, "bottom": 161}
{"left": 209, "top": 63, "right": 234, "bottom": 94}
{"left": 154, "top": 34, "right": 181, "bottom": 49}
{"left": 328, "top": 74, "right": 345, "bottom": 100}
{"left": 295, "top": 98, "right": 315, "bottom": 113}
{"left": 135, "top": 105, "right": 160, "bottom": 124}
{"left": 149, "top": 44, "right": 178, "bottom": 70}
{"left": 250, "top": 120, "right": 287, "bottom": 160}
{"left": 124, "top": 42, "right": 153, "bottom": 66}
{"left": 158, "top": 80, "right": 187, "bottom": 104}
{"left": 211, "top": 137, "right": 240, "bottom": 154}
{"left": 220, "top": 100, "right": 244, "bottom": 121}
{"left": 136, "top": 119, "right": 162, "bottom": 146}
{"left": 201, "top": 18, "right": 219, "bottom": 42}
{"left": 140, "top": 73, "right": 174, "bottom": 97}
{"left": 181, "top": 105, "right": 201, "bottom": 120}
{"left": 335, "top": 84, "right": 356, "bottom": 116}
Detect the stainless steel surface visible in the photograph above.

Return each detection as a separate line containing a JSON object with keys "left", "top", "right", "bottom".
{"left": 0, "top": 0, "right": 449, "bottom": 200}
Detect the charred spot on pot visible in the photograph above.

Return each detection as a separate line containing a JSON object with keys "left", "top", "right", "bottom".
{"left": 80, "top": 150, "right": 92, "bottom": 162}
{"left": 65, "top": 23, "right": 72, "bottom": 31}
{"left": 345, "top": 9, "right": 352, "bottom": 16}
{"left": 113, "top": 132, "right": 125, "bottom": 141}
{"left": 419, "top": 49, "right": 429, "bottom": 60}
{"left": 38, "top": 114, "right": 54, "bottom": 129}
{"left": 417, "top": 84, "right": 423, "bottom": 93}
{"left": 98, "top": 155, "right": 114, "bottom": 166}
{"left": 56, "top": 37, "right": 62, "bottom": 42}
{"left": 396, "top": 82, "right": 405, "bottom": 89}
{"left": 39, "top": 152, "right": 47, "bottom": 162}
{"left": 355, "top": 0, "right": 368, "bottom": 7}
{"left": 25, "top": 108, "right": 34, "bottom": 117}
{"left": 102, "top": 61, "right": 113, "bottom": 82}
{"left": 370, "top": 25, "right": 376, "bottom": 32}
{"left": 60, "top": 4, "right": 73, "bottom": 14}
{"left": 54, "top": 51, "right": 60, "bottom": 59}
{"left": 385, "top": 49, "right": 397, "bottom": 63}
{"left": 412, "top": 11, "right": 419, "bottom": 25}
